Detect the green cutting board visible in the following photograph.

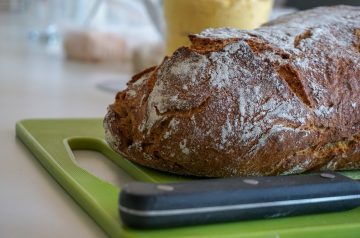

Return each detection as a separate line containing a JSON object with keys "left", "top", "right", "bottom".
{"left": 16, "top": 118, "right": 360, "bottom": 238}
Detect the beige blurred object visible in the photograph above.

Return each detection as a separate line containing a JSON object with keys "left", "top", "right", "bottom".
{"left": 132, "top": 43, "right": 165, "bottom": 74}
{"left": 63, "top": 30, "right": 127, "bottom": 62}
{"left": 0, "top": 0, "right": 23, "bottom": 12}
{"left": 164, "top": 0, "right": 274, "bottom": 55}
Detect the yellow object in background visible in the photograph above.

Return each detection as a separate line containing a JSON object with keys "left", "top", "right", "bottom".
{"left": 164, "top": 0, "right": 274, "bottom": 55}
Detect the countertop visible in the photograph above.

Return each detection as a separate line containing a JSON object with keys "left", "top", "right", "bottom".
{"left": 0, "top": 13, "right": 133, "bottom": 237}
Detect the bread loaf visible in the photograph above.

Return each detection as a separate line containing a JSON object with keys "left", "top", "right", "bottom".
{"left": 104, "top": 6, "right": 360, "bottom": 177}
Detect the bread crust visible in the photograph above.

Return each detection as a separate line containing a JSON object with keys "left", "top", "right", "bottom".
{"left": 104, "top": 6, "right": 360, "bottom": 177}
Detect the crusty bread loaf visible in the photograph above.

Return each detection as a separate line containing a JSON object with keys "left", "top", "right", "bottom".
{"left": 104, "top": 6, "right": 360, "bottom": 177}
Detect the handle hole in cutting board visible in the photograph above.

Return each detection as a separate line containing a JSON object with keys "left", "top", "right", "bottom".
{"left": 73, "top": 150, "right": 133, "bottom": 188}
{"left": 65, "top": 136, "right": 193, "bottom": 184}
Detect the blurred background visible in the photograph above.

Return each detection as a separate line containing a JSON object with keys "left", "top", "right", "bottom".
{"left": 1, "top": 0, "right": 359, "bottom": 92}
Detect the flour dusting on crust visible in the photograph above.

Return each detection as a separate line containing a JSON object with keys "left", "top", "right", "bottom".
{"left": 105, "top": 6, "right": 360, "bottom": 177}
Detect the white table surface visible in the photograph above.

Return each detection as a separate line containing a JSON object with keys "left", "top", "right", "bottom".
{"left": 0, "top": 13, "right": 135, "bottom": 238}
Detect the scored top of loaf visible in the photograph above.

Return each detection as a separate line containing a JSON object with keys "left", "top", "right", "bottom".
{"left": 106, "top": 6, "right": 360, "bottom": 177}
